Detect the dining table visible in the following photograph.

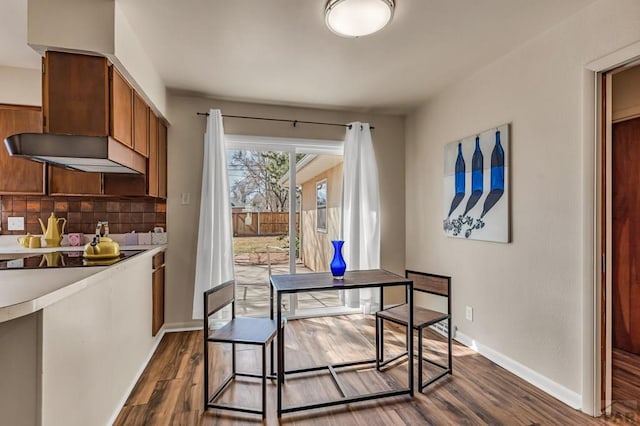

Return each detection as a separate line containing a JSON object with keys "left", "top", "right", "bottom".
{"left": 269, "top": 268, "right": 414, "bottom": 417}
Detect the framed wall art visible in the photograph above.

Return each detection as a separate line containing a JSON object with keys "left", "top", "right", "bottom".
{"left": 443, "top": 123, "right": 510, "bottom": 242}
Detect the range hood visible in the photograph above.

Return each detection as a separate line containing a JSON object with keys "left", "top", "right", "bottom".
{"left": 5, "top": 133, "right": 145, "bottom": 174}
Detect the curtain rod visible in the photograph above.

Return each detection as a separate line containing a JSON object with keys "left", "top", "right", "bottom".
{"left": 196, "top": 112, "right": 374, "bottom": 130}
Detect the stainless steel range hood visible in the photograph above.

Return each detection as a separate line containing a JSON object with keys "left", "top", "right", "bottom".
{"left": 5, "top": 133, "right": 145, "bottom": 174}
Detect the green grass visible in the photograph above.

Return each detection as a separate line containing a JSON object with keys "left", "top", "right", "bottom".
{"left": 233, "top": 236, "right": 289, "bottom": 254}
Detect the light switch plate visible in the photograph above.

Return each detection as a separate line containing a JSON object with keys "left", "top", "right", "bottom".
{"left": 181, "top": 192, "right": 191, "bottom": 205}
{"left": 8, "top": 217, "right": 25, "bottom": 231}
{"left": 465, "top": 306, "right": 473, "bottom": 322}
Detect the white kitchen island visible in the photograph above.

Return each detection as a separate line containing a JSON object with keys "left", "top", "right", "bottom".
{"left": 0, "top": 245, "right": 166, "bottom": 426}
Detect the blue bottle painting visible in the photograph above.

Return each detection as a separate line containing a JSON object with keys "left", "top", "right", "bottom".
{"left": 463, "top": 137, "right": 483, "bottom": 216}
{"left": 447, "top": 143, "right": 466, "bottom": 218}
{"left": 443, "top": 124, "right": 509, "bottom": 243}
{"left": 481, "top": 130, "right": 504, "bottom": 218}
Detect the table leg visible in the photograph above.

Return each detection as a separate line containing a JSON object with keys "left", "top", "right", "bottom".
{"left": 408, "top": 282, "right": 414, "bottom": 396}
{"left": 270, "top": 282, "right": 275, "bottom": 376}
{"left": 277, "top": 291, "right": 283, "bottom": 417}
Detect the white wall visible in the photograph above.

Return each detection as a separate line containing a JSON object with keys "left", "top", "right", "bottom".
{"left": 28, "top": 0, "right": 115, "bottom": 56}
{"left": 113, "top": 2, "right": 167, "bottom": 118}
{"left": 0, "top": 66, "right": 41, "bottom": 106}
{"left": 26, "top": 0, "right": 168, "bottom": 119}
{"left": 405, "top": 0, "right": 640, "bottom": 413}
{"left": 165, "top": 94, "right": 405, "bottom": 327}
{"left": 41, "top": 254, "right": 157, "bottom": 425}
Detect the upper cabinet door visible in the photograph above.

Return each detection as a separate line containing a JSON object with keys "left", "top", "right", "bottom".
{"left": 148, "top": 112, "right": 159, "bottom": 197}
{"left": 158, "top": 121, "right": 167, "bottom": 199}
{"left": 43, "top": 51, "right": 109, "bottom": 136}
{"left": 133, "top": 92, "right": 149, "bottom": 157}
{"left": 110, "top": 67, "right": 134, "bottom": 148}
{"left": 0, "top": 104, "right": 46, "bottom": 195}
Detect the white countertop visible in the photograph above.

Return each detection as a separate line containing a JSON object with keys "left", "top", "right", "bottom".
{"left": 0, "top": 237, "right": 166, "bottom": 323}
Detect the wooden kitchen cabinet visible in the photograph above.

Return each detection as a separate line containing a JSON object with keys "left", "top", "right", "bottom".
{"left": 0, "top": 104, "right": 46, "bottom": 195}
{"left": 110, "top": 67, "right": 134, "bottom": 148}
{"left": 158, "top": 121, "right": 168, "bottom": 199}
{"left": 41, "top": 51, "right": 167, "bottom": 198}
{"left": 147, "top": 112, "right": 159, "bottom": 197}
{"left": 152, "top": 251, "right": 165, "bottom": 336}
{"left": 43, "top": 51, "right": 109, "bottom": 136}
{"left": 49, "top": 166, "right": 103, "bottom": 196}
{"left": 133, "top": 92, "right": 149, "bottom": 157}
{"left": 146, "top": 115, "right": 167, "bottom": 199}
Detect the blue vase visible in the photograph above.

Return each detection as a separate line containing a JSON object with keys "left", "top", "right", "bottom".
{"left": 330, "top": 240, "right": 347, "bottom": 279}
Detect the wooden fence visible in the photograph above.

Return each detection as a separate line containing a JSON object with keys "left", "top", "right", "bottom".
{"left": 232, "top": 212, "right": 299, "bottom": 236}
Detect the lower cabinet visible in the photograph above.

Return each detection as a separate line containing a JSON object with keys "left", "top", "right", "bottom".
{"left": 152, "top": 250, "right": 165, "bottom": 336}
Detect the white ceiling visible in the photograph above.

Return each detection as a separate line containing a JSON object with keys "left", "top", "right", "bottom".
{"left": 2, "top": 0, "right": 596, "bottom": 114}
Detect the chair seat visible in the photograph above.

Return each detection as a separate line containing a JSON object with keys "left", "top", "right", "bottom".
{"left": 208, "top": 317, "right": 277, "bottom": 345}
{"left": 377, "top": 304, "right": 448, "bottom": 329}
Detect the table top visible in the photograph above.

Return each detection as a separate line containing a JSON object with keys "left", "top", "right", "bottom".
{"left": 270, "top": 269, "right": 411, "bottom": 293}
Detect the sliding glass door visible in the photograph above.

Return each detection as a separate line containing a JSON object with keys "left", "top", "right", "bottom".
{"left": 226, "top": 135, "right": 359, "bottom": 319}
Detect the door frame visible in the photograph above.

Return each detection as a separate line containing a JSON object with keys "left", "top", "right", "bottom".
{"left": 587, "top": 41, "right": 640, "bottom": 416}
{"left": 225, "top": 134, "right": 354, "bottom": 317}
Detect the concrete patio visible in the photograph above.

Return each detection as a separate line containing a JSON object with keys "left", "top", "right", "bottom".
{"left": 234, "top": 253, "right": 342, "bottom": 317}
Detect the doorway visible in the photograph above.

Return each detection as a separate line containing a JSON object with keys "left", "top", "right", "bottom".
{"left": 602, "top": 62, "right": 640, "bottom": 416}
{"left": 224, "top": 135, "right": 360, "bottom": 319}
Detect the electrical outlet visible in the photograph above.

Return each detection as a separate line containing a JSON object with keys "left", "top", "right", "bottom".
{"left": 465, "top": 306, "right": 473, "bottom": 322}
{"left": 181, "top": 192, "right": 191, "bottom": 205}
{"left": 8, "top": 217, "right": 24, "bottom": 231}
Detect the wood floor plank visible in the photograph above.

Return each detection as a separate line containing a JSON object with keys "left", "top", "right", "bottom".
{"left": 114, "top": 315, "right": 638, "bottom": 425}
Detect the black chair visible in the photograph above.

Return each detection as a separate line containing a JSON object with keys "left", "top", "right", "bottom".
{"left": 375, "top": 270, "right": 452, "bottom": 391}
{"left": 203, "top": 280, "right": 278, "bottom": 418}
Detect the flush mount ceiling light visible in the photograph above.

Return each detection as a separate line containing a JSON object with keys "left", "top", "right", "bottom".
{"left": 324, "top": 0, "right": 395, "bottom": 38}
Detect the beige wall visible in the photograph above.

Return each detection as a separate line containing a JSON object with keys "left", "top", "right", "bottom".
{"left": 165, "top": 94, "right": 405, "bottom": 327}
{"left": 405, "top": 0, "right": 640, "bottom": 413}
{"left": 300, "top": 163, "right": 343, "bottom": 272}
{"left": 0, "top": 66, "right": 41, "bottom": 106}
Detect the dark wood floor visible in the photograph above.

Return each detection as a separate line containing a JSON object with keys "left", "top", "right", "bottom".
{"left": 115, "top": 315, "right": 638, "bottom": 425}
{"left": 612, "top": 348, "right": 640, "bottom": 420}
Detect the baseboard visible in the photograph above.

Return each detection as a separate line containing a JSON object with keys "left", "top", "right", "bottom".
{"left": 454, "top": 330, "right": 582, "bottom": 410}
{"left": 164, "top": 320, "right": 202, "bottom": 330}
{"left": 107, "top": 330, "right": 167, "bottom": 425}
{"left": 165, "top": 325, "right": 203, "bottom": 332}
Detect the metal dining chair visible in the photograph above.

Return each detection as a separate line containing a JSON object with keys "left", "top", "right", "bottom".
{"left": 203, "top": 280, "right": 278, "bottom": 418}
{"left": 375, "top": 270, "right": 452, "bottom": 391}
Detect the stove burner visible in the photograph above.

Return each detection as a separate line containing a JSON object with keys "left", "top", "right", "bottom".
{"left": 0, "top": 250, "right": 144, "bottom": 270}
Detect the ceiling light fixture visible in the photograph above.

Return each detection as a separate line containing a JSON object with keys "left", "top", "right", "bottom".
{"left": 324, "top": 0, "right": 395, "bottom": 38}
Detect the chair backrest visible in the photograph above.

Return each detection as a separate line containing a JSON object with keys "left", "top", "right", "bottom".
{"left": 405, "top": 270, "right": 451, "bottom": 315}
{"left": 204, "top": 280, "right": 235, "bottom": 319}
{"left": 406, "top": 270, "right": 450, "bottom": 297}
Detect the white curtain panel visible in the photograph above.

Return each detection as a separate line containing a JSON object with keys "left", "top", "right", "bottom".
{"left": 192, "top": 109, "right": 235, "bottom": 319}
{"left": 342, "top": 122, "right": 381, "bottom": 312}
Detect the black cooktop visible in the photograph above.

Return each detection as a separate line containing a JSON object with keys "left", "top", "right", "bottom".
{"left": 0, "top": 250, "right": 145, "bottom": 270}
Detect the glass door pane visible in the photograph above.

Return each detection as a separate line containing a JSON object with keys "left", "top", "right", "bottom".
{"left": 228, "top": 145, "right": 358, "bottom": 319}
{"left": 228, "top": 148, "right": 294, "bottom": 317}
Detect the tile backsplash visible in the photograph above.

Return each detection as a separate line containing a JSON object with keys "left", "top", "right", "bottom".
{"left": 0, "top": 196, "right": 166, "bottom": 235}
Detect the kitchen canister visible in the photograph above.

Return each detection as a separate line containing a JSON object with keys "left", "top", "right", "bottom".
{"left": 124, "top": 232, "right": 138, "bottom": 246}
{"left": 67, "top": 233, "right": 84, "bottom": 247}
{"left": 138, "top": 232, "right": 152, "bottom": 245}
{"left": 152, "top": 228, "right": 167, "bottom": 245}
